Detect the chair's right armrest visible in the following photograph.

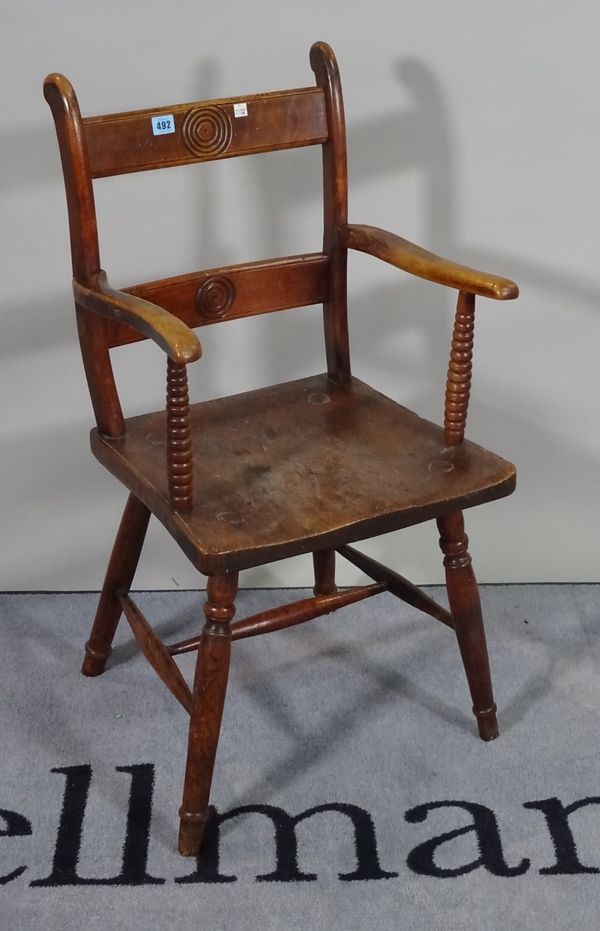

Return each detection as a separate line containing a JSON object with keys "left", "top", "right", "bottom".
{"left": 340, "top": 224, "right": 518, "bottom": 301}
{"left": 74, "top": 271, "right": 202, "bottom": 364}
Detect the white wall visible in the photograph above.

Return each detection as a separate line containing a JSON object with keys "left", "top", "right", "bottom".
{"left": 2, "top": 0, "right": 599, "bottom": 590}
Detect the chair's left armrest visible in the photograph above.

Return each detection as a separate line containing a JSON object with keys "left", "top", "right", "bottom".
{"left": 74, "top": 271, "right": 202, "bottom": 364}
{"left": 340, "top": 224, "right": 518, "bottom": 301}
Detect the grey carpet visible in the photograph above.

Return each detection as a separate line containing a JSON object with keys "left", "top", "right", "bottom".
{"left": 2, "top": 585, "right": 600, "bottom": 930}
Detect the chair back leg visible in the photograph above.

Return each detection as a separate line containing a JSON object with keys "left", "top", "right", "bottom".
{"left": 312, "top": 549, "right": 337, "bottom": 595}
{"left": 82, "top": 493, "right": 150, "bottom": 676}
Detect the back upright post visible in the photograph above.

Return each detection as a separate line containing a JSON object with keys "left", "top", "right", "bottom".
{"left": 310, "top": 42, "right": 351, "bottom": 386}
{"left": 44, "top": 73, "right": 125, "bottom": 438}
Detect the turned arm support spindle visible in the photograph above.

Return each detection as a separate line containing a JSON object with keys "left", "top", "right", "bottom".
{"left": 444, "top": 290, "right": 475, "bottom": 446}
{"left": 166, "top": 358, "right": 194, "bottom": 510}
{"left": 339, "top": 224, "right": 517, "bottom": 446}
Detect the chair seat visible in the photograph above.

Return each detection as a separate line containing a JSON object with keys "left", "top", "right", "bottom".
{"left": 91, "top": 374, "right": 515, "bottom": 574}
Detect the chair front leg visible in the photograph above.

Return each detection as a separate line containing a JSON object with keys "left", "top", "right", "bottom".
{"left": 437, "top": 510, "right": 498, "bottom": 742}
{"left": 82, "top": 493, "right": 150, "bottom": 676}
{"left": 178, "top": 572, "right": 239, "bottom": 856}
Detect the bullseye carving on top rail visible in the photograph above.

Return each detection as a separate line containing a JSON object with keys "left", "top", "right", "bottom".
{"left": 195, "top": 276, "right": 236, "bottom": 319}
{"left": 182, "top": 106, "right": 233, "bottom": 158}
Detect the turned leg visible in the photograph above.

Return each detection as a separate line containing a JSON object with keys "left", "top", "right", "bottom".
{"left": 312, "top": 549, "right": 337, "bottom": 596}
{"left": 437, "top": 511, "right": 498, "bottom": 741}
{"left": 178, "top": 572, "right": 239, "bottom": 856}
{"left": 82, "top": 493, "right": 150, "bottom": 677}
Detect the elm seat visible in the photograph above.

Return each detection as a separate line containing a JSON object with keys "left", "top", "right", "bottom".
{"left": 92, "top": 374, "right": 515, "bottom": 575}
{"left": 45, "top": 41, "right": 519, "bottom": 859}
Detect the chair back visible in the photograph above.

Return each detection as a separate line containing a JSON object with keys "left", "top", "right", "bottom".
{"left": 44, "top": 42, "right": 351, "bottom": 437}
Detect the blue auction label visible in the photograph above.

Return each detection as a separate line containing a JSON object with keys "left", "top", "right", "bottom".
{"left": 151, "top": 114, "right": 175, "bottom": 136}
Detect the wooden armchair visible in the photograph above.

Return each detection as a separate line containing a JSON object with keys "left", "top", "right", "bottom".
{"left": 44, "top": 42, "right": 518, "bottom": 857}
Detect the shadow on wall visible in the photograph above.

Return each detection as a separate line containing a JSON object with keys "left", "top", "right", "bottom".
{"left": 2, "top": 55, "right": 600, "bottom": 587}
